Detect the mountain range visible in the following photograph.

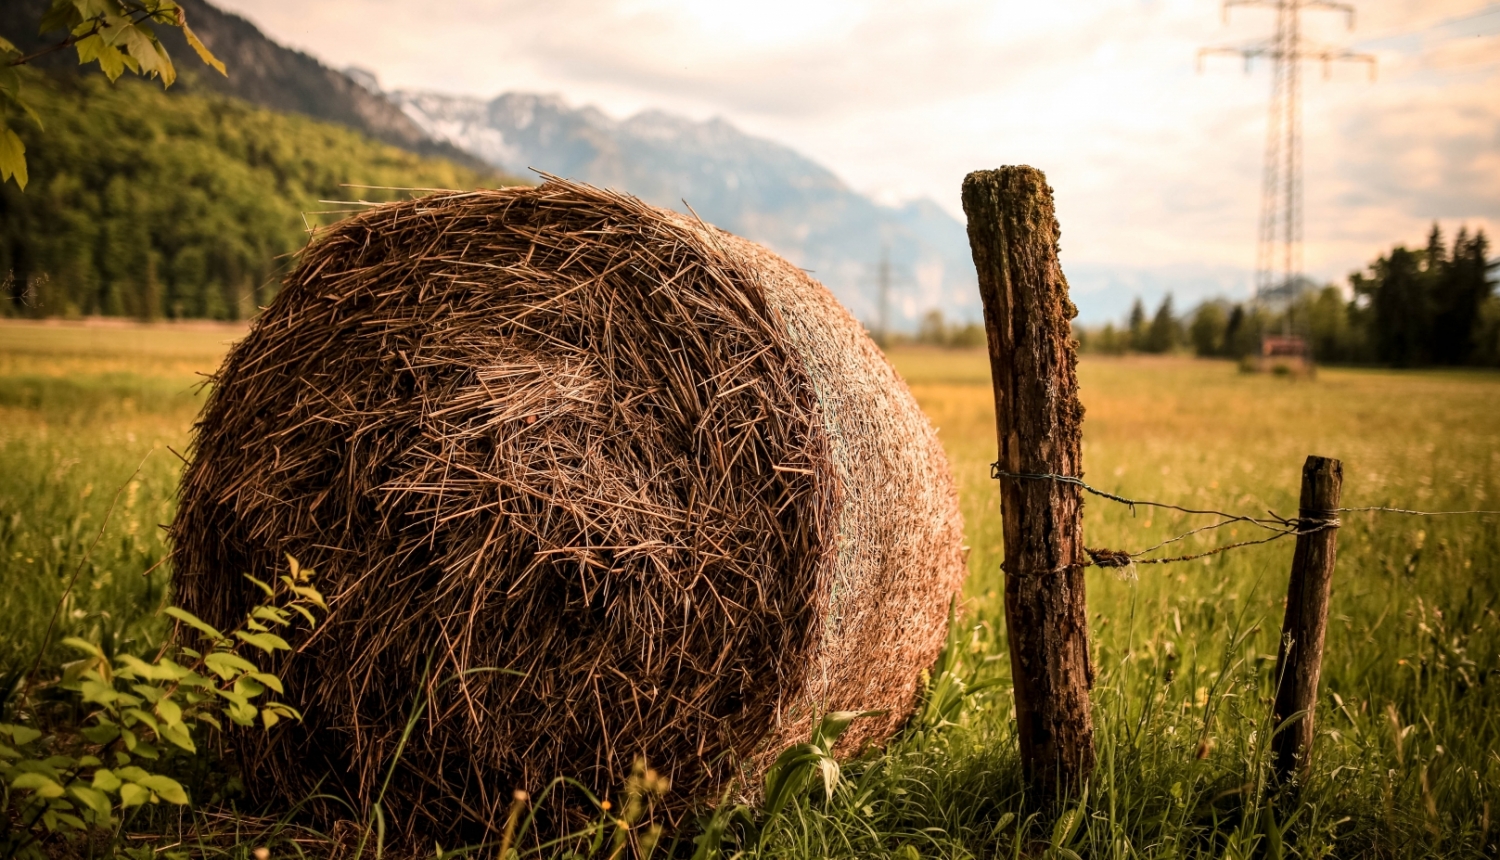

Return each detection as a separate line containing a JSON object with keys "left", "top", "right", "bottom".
{"left": 3, "top": 0, "right": 979, "bottom": 328}
{"left": 388, "top": 89, "right": 980, "bottom": 328}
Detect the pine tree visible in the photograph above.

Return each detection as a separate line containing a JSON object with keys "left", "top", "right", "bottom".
{"left": 1127, "top": 297, "right": 1147, "bottom": 352}
{"left": 1224, "top": 304, "right": 1248, "bottom": 358}
{"left": 1144, "top": 294, "right": 1177, "bottom": 354}
{"left": 1363, "top": 246, "right": 1429, "bottom": 367}
{"left": 1430, "top": 226, "right": 1495, "bottom": 365}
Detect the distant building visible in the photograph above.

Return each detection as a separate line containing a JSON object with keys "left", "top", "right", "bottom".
{"left": 1257, "top": 334, "right": 1313, "bottom": 376}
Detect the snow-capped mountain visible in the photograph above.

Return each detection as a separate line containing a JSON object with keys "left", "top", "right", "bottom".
{"left": 391, "top": 90, "right": 980, "bottom": 329}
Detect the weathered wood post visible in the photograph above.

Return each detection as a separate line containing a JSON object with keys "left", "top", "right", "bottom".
{"left": 1271, "top": 455, "right": 1343, "bottom": 783}
{"left": 961, "top": 167, "right": 1094, "bottom": 799}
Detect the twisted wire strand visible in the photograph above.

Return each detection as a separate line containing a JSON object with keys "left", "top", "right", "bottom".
{"left": 990, "top": 465, "right": 1485, "bottom": 571}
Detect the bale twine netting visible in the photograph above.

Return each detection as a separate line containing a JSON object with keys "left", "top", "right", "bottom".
{"left": 171, "top": 179, "right": 966, "bottom": 839}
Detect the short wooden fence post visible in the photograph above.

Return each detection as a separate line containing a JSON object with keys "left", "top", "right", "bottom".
{"left": 1271, "top": 455, "right": 1343, "bottom": 783}
{"left": 962, "top": 166, "right": 1095, "bottom": 800}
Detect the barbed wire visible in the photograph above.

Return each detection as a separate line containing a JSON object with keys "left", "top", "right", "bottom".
{"left": 1337, "top": 505, "right": 1500, "bottom": 516}
{"left": 990, "top": 465, "right": 1497, "bottom": 571}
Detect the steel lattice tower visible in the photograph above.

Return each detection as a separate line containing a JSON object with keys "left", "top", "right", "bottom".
{"left": 1201, "top": 1, "right": 1375, "bottom": 305}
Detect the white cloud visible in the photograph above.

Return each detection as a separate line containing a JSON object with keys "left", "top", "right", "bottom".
{"left": 216, "top": 0, "right": 1499, "bottom": 303}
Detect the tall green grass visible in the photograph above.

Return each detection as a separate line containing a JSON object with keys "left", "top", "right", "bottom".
{"left": 0, "top": 322, "right": 235, "bottom": 675}
{"left": 1, "top": 328, "right": 1495, "bottom": 858}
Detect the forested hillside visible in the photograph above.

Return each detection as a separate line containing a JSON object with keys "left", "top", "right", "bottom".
{"left": 0, "top": 74, "right": 508, "bottom": 320}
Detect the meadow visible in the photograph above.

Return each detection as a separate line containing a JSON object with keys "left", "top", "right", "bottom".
{"left": 1, "top": 319, "right": 1496, "bottom": 858}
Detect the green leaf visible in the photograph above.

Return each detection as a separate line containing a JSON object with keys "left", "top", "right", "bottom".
{"left": 72, "top": 2, "right": 115, "bottom": 30}
{"left": 1, "top": 124, "right": 27, "bottom": 188}
{"left": 0, "top": 66, "right": 21, "bottom": 99}
{"left": 818, "top": 755, "right": 839, "bottom": 797}
{"left": 75, "top": 35, "right": 126, "bottom": 82}
{"left": 194, "top": 712, "right": 222, "bottom": 730}
{"left": 215, "top": 688, "right": 249, "bottom": 709}
{"left": 810, "top": 710, "right": 882, "bottom": 750}
{"left": 123, "top": 708, "right": 160, "bottom": 733}
{"left": 119, "top": 783, "right": 150, "bottom": 808}
{"left": 761, "top": 742, "right": 821, "bottom": 822}
{"left": 11, "top": 772, "right": 66, "bottom": 798}
{"left": 81, "top": 723, "right": 121, "bottom": 745}
{"left": 142, "top": 0, "right": 180, "bottom": 24}
{"left": 39, "top": 0, "right": 83, "bottom": 34}
{"left": 46, "top": 809, "right": 88, "bottom": 831}
{"left": 117, "top": 653, "right": 186, "bottom": 681}
{"left": 252, "top": 606, "right": 291, "bottom": 626}
{"left": 164, "top": 606, "right": 224, "bottom": 641}
{"left": 1, "top": 724, "right": 43, "bottom": 745}
{"left": 288, "top": 603, "right": 318, "bottom": 627}
{"left": 0, "top": 36, "right": 15, "bottom": 55}
{"left": 159, "top": 722, "right": 195, "bottom": 753}
{"left": 203, "top": 651, "right": 257, "bottom": 679}
{"left": 15, "top": 96, "right": 44, "bottom": 130}
{"left": 262, "top": 709, "right": 280, "bottom": 729}
{"left": 81, "top": 679, "right": 119, "bottom": 707}
{"left": 61, "top": 637, "right": 105, "bottom": 660}
{"left": 244, "top": 574, "right": 275, "bottom": 598}
{"left": 291, "top": 585, "right": 326, "bottom": 610}
{"left": 249, "top": 672, "right": 284, "bottom": 694}
{"left": 61, "top": 658, "right": 95, "bottom": 686}
{"left": 178, "top": 671, "right": 215, "bottom": 689}
{"left": 234, "top": 676, "right": 266, "bottom": 699}
{"left": 92, "top": 769, "right": 123, "bottom": 793}
{"left": 69, "top": 785, "right": 113, "bottom": 821}
{"left": 145, "top": 30, "right": 177, "bottom": 87}
{"left": 235, "top": 631, "right": 290, "bottom": 653}
{"left": 155, "top": 696, "right": 183, "bottom": 726}
{"left": 1051, "top": 806, "right": 1084, "bottom": 850}
{"left": 227, "top": 701, "right": 257, "bottom": 726}
{"left": 987, "top": 812, "right": 1017, "bottom": 840}
{"left": 135, "top": 774, "right": 188, "bottom": 805}
{"left": 267, "top": 703, "right": 303, "bottom": 721}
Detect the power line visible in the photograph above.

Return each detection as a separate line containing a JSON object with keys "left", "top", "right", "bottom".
{"left": 1353, "top": 3, "right": 1500, "bottom": 46}
{"left": 1199, "top": 1, "right": 1376, "bottom": 308}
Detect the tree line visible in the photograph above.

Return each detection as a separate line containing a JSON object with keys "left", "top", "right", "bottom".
{"left": 1077, "top": 225, "right": 1498, "bottom": 368}
{"left": 1, "top": 71, "right": 502, "bottom": 320}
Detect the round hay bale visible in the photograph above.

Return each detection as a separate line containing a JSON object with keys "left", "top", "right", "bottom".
{"left": 172, "top": 179, "right": 965, "bottom": 839}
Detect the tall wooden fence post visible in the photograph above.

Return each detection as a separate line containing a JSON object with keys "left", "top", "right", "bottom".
{"left": 1271, "top": 455, "right": 1343, "bottom": 783}
{"left": 962, "top": 167, "right": 1095, "bottom": 800}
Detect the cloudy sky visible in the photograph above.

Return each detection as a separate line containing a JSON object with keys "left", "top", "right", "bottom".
{"left": 217, "top": 0, "right": 1498, "bottom": 319}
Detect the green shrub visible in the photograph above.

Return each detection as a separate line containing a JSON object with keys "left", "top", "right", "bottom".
{"left": 0, "top": 557, "right": 323, "bottom": 859}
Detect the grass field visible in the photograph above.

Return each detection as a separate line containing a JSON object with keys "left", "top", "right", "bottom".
{"left": 1, "top": 320, "right": 1497, "bottom": 858}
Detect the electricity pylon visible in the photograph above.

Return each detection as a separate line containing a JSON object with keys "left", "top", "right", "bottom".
{"left": 1200, "top": 1, "right": 1375, "bottom": 305}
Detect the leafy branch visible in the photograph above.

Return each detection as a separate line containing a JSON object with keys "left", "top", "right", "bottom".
{"left": 0, "top": 0, "right": 225, "bottom": 189}
{"left": 0, "top": 556, "right": 323, "bottom": 860}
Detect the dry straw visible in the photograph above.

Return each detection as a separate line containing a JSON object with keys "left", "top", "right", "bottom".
{"left": 172, "top": 179, "right": 965, "bottom": 841}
